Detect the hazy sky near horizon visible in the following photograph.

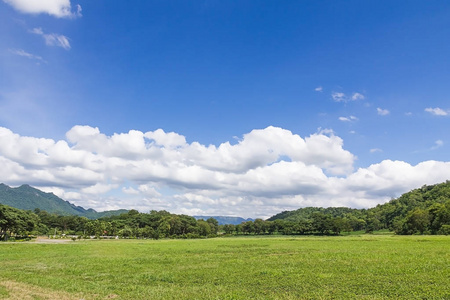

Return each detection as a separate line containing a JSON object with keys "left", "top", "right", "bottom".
{"left": 1, "top": 0, "right": 449, "bottom": 218}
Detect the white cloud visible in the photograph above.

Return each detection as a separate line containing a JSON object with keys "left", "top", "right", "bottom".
{"left": 332, "top": 92, "right": 346, "bottom": 102}
{"left": 0, "top": 125, "right": 449, "bottom": 218}
{"left": 351, "top": 92, "right": 365, "bottom": 101}
{"left": 425, "top": 107, "right": 449, "bottom": 116}
{"left": 332, "top": 92, "right": 364, "bottom": 103}
{"left": 345, "top": 160, "right": 450, "bottom": 200}
{"left": 81, "top": 183, "right": 118, "bottom": 195}
{"left": 44, "top": 33, "right": 71, "bottom": 50}
{"left": 3, "top": 0, "right": 82, "bottom": 18}
{"left": 431, "top": 140, "right": 443, "bottom": 150}
{"left": 138, "top": 184, "right": 162, "bottom": 198}
{"left": 144, "top": 129, "right": 187, "bottom": 148}
{"left": 31, "top": 27, "right": 71, "bottom": 50}
{"left": 122, "top": 186, "right": 139, "bottom": 195}
{"left": 377, "top": 108, "right": 390, "bottom": 116}
{"left": 370, "top": 148, "right": 382, "bottom": 153}
{"left": 315, "top": 86, "right": 323, "bottom": 92}
{"left": 339, "top": 116, "right": 358, "bottom": 122}
{"left": 9, "top": 49, "right": 46, "bottom": 63}
{"left": 30, "top": 28, "right": 43, "bottom": 35}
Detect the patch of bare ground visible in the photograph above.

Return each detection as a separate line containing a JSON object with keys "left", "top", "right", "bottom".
{"left": 0, "top": 280, "right": 88, "bottom": 300}
{"left": 33, "top": 237, "right": 72, "bottom": 244}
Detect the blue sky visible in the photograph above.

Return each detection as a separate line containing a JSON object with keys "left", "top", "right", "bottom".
{"left": 1, "top": 0, "right": 449, "bottom": 218}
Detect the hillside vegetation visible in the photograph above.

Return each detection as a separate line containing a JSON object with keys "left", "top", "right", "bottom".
{"left": 0, "top": 184, "right": 127, "bottom": 219}
{"left": 1, "top": 181, "right": 449, "bottom": 240}
{"left": 268, "top": 181, "right": 450, "bottom": 235}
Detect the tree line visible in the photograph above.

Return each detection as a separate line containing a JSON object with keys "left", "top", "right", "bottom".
{"left": 0, "top": 205, "right": 368, "bottom": 240}
{"left": 0, "top": 207, "right": 222, "bottom": 240}
{"left": 1, "top": 181, "right": 449, "bottom": 240}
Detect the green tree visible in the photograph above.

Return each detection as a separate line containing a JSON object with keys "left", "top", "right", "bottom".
{"left": 206, "top": 218, "right": 219, "bottom": 234}
{"left": 403, "top": 209, "right": 430, "bottom": 234}
{"left": 253, "top": 219, "right": 265, "bottom": 234}
{"left": 118, "top": 226, "right": 133, "bottom": 238}
{"left": 242, "top": 221, "right": 254, "bottom": 234}
{"left": 223, "top": 224, "right": 235, "bottom": 234}
{"left": 0, "top": 205, "right": 39, "bottom": 240}
{"left": 197, "top": 220, "right": 211, "bottom": 236}
{"left": 311, "top": 212, "right": 332, "bottom": 234}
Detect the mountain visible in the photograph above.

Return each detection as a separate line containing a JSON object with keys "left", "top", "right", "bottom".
{"left": 194, "top": 216, "right": 254, "bottom": 225}
{"left": 0, "top": 183, "right": 127, "bottom": 219}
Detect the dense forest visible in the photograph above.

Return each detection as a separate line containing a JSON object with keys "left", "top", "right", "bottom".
{"left": 1, "top": 181, "right": 449, "bottom": 241}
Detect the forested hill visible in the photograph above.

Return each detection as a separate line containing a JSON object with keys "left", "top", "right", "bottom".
{"left": 0, "top": 183, "right": 127, "bottom": 219}
{"left": 267, "top": 207, "right": 362, "bottom": 222}
{"left": 267, "top": 181, "right": 450, "bottom": 235}
{"left": 369, "top": 180, "right": 450, "bottom": 233}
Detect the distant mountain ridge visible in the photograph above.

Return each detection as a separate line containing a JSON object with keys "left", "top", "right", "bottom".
{"left": 0, "top": 183, "right": 127, "bottom": 219}
{"left": 194, "top": 215, "right": 254, "bottom": 225}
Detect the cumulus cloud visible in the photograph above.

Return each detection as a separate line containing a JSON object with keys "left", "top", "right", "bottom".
{"left": 31, "top": 27, "right": 71, "bottom": 50}
{"left": 425, "top": 107, "right": 449, "bottom": 116}
{"left": 377, "top": 108, "right": 390, "bottom": 116}
{"left": 315, "top": 86, "right": 323, "bottom": 92}
{"left": 3, "top": 0, "right": 81, "bottom": 18}
{"left": 345, "top": 160, "right": 450, "bottom": 199}
{"left": 0, "top": 125, "right": 449, "bottom": 218}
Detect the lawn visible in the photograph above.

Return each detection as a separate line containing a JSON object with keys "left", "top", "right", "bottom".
{"left": 0, "top": 235, "right": 449, "bottom": 299}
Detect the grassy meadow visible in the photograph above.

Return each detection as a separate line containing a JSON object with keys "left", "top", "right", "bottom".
{"left": 0, "top": 235, "right": 449, "bottom": 299}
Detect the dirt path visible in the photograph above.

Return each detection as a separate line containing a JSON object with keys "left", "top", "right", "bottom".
{"left": 33, "top": 236, "right": 72, "bottom": 244}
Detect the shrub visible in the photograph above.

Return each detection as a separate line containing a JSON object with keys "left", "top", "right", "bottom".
{"left": 438, "top": 225, "right": 450, "bottom": 235}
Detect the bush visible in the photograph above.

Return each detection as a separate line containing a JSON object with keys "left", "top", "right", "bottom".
{"left": 185, "top": 233, "right": 200, "bottom": 239}
{"left": 438, "top": 225, "right": 450, "bottom": 235}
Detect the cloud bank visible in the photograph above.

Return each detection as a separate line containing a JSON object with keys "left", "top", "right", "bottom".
{"left": 0, "top": 125, "right": 448, "bottom": 218}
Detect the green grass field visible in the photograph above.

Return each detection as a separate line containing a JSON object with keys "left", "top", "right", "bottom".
{"left": 0, "top": 235, "right": 449, "bottom": 299}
